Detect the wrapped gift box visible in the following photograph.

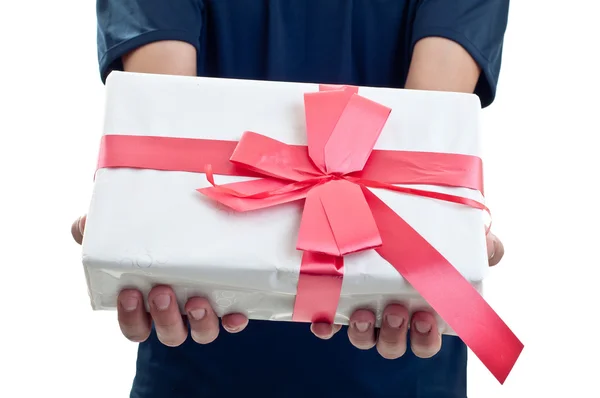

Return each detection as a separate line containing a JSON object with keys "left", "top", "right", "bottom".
{"left": 82, "top": 71, "right": 522, "bottom": 383}
{"left": 84, "top": 70, "right": 488, "bottom": 329}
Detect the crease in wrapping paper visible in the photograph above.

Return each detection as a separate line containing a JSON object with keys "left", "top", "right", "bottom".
{"left": 95, "top": 85, "right": 522, "bottom": 384}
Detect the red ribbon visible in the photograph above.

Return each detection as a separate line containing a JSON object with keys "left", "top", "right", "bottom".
{"left": 96, "top": 84, "right": 522, "bottom": 384}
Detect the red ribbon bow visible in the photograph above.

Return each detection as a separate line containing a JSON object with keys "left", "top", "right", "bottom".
{"left": 200, "top": 84, "right": 488, "bottom": 256}
{"left": 97, "top": 84, "right": 523, "bottom": 384}
{"left": 201, "top": 85, "right": 392, "bottom": 256}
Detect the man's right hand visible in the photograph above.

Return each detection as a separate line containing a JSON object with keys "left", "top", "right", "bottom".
{"left": 73, "top": 41, "right": 248, "bottom": 347}
{"left": 72, "top": 215, "right": 249, "bottom": 346}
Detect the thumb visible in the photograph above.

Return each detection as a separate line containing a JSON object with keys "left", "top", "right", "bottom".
{"left": 71, "top": 215, "right": 86, "bottom": 245}
{"left": 486, "top": 232, "right": 504, "bottom": 267}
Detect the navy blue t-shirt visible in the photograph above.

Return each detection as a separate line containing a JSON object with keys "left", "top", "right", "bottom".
{"left": 96, "top": 1, "right": 509, "bottom": 397}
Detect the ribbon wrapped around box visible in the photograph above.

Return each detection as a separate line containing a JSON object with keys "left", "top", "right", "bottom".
{"left": 82, "top": 71, "right": 523, "bottom": 384}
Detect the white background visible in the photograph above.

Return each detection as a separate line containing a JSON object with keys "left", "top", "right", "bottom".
{"left": 0, "top": 1, "right": 598, "bottom": 397}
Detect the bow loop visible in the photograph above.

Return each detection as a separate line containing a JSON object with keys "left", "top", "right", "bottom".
{"left": 304, "top": 90, "right": 354, "bottom": 173}
{"left": 323, "top": 94, "right": 391, "bottom": 174}
{"left": 304, "top": 88, "right": 391, "bottom": 175}
{"left": 230, "top": 131, "right": 320, "bottom": 181}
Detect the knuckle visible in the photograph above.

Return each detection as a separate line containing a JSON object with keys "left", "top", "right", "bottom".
{"left": 377, "top": 334, "right": 403, "bottom": 347}
{"left": 152, "top": 314, "right": 183, "bottom": 329}
{"left": 411, "top": 342, "right": 442, "bottom": 359}
{"left": 352, "top": 341, "right": 376, "bottom": 350}
{"left": 122, "top": 330, "right": 150, "bottom": 343}
{"left": 191, "top": 329, "right": 219, "bottom": 344}
{"left": 190, "top": 319, "right": 219, "bottom": 334}
{"left": 119, "top": 321, "right": 150, "bottom": 342}
{"left": 154, "top": 318, "right": 187, "bottom": 347}
{"left": 156, "top": 331, "right": 187, "bottom": 347}
{"left": 412, "top": 348, "right": 437, "bottom": 359}
{"left": 377, "top": 331, "right": 407, "bottom": 359}
{"left": 377, "top": 344, "right": 407, "bottom": 360}
{"left": 348, "top": 335, "right": 376, "bottom": 350}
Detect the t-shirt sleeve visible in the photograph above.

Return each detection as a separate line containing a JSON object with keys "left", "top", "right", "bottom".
{"left": 411, "top": 0, "right": 510, "bottom": 108}
{"left": 96, "top": 0, "right": 203, "bottom": 82}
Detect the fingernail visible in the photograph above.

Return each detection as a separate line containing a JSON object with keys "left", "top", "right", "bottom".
{"left": 386, "top": 314, "right": 404, "bottom": 328}
{"left": 120, "top": 297, "right": 138, "bottom": 312}
{"left": 354, "top": 321, "right": 371, "bottom": 333}
{"left": 415, "top": 321, "right": 432, "bottom": 334}
{"left": 189, "top": 308, "right": 206, "bottom": 320}
{"left": 153, "top": 294, "right": 171, "bottom": 311}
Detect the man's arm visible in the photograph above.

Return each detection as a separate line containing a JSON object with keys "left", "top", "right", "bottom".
{"left": 96, "top": 0, "right": 202, "bottom": 81}
{"left": 403, "top": 35, "right": 504, "bottom": 264}
{"left": 73, "top": 40, "right": 251, "bottom": 347}
{"left": 407, "top": 0, "right": 510, "bottom": 107}
{"left": 405, "top": 37, "right": 481, "bottom": 93}
{"left": 121, "top": 40, "right": 197, "bottom": 76}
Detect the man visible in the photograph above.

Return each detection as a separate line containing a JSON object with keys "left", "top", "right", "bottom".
{"left": 73, "top": 1, "right": 509, "bottom": 396}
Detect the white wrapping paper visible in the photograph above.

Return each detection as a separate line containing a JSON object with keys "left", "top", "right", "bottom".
{"left": 82, "top": 71, "right": 488, "bottom": 334}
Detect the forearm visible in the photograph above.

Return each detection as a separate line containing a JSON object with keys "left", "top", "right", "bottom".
{"left": 120, "top": 37, "right": 479, "bottom": 91}
{"left": 405, "top": 37, "right": 481, "bottom": 93}
{"left": 121, "top": 40, "right": 197, "bottom": 76}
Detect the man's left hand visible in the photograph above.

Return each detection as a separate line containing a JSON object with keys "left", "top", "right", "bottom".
{"left": 311, "top": 232, "right": 504, "bottom": 359}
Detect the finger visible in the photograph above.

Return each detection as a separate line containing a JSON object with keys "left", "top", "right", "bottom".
{"left": 117, "top": 289, "right": 151, "bottom": 342}
{"left": 347, "top": 309, "right": 377, "bottom": 350}
{"left": 185, "top": 297, "right": 220, "bottom": 344}
{"left": 71, "top": 215, "right": 86, "bottom": 245}
{"left": 148, "top": 286, "right": 188, "bottom": 347}
{"left": 487, "top": 232, "right": 505, "bottom": 267}
{"left": 310, "top": 323, "right": 342, "bottom": 340}
{"left": 376, "top": 304, "right": 409, "bottom": 359}
{"left": 221, "top": 313, "right": 249, "bottom": 334}
{"left": 409, "top": 311, "right": 442, "bottom": 358}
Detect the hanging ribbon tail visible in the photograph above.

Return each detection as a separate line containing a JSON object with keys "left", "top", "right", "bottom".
{"left": 361, "top": 187, "right": 523, "bottom": 384}
{"left": 230, "top": 131, "right": 321, "bottom": 181}
{"left": 198, "top": 178, "right": 311, "bottom": 212}
{"left": 292, "top": 251, "right": 344, "bottom": 324}
{"left": 296, "top": 180, "right": 381, "bottom": 256}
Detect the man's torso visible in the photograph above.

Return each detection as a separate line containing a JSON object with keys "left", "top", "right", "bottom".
{"left": 100, "top": 1, "right": 470, "bottom": 397}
